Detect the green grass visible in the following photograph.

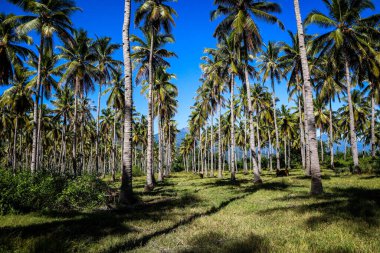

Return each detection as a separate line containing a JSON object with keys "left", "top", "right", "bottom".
{"left": 0, "top": 169, "right": 380, "bottom": 253}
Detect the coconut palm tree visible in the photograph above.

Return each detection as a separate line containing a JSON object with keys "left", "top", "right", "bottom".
{"left": 258, "top": 41, "right": 285, "bottom": 171}
{"left": 293, "top": 0, "right": 323, "bottom": 194}
{"left": 7, "top": 0, "right": 78, "bottom": 173}
{"left": 56, "top": 29, "right": 98, "bottom": 176}
{"left": 211, "top": 0, "right": 284, "bottom": 183}
{"left": 305, "top": 0, "right": 380, "bottom": 171}
{"left": 93, "top": 36, "right": 121, "bottom": 174}
{"left": 0, "top": 13, "right": 33, "bottom": 85}
{"left": 134, "top": 0, "right": 177, "bottom": 190}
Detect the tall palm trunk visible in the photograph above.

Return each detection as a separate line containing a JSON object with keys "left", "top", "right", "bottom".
{"left": 272, "top": 83, "right": 280, "bottom": 170}
{"left": 112, "top": 111, "right": 117, "bottom": 182}
{"left": 230, "top": 76, "right": 236, "bottom": 181}
{"left": 320, "top": 124, "right": 324, "bottom": 162}
{"left": 371, "top": 92, "right": 376, "bottom": 158}
{"left": 218, "top": 99, "right": 222, "bottom": 178}
{"left": 294, "top": 0, "right": 323, "bottom": 194}
{"left": 205, "top": 125, "right": 208, "bottom": 176}
{"left": 37, "top": 86, "right": 44, "bottom": 169}
{"left": 344, "top": 59, "right": 359, "bottom": 171}
{"left": 61, "top": 114, "right": 67, "bottom": 173}
{"left": 72, "top": 76, "right": 80, "bottom": 176}
{"left": 256, "top": 115, "right": 262, "bottom": 172}
{"left": 244, "top": 68, "right": 261, "bottom": 183}
{"left": 31, "top": 36, "right": 44, "bottom": 173}
{"left": 211, "top": 112, "right": 214, "bottom": 177}
{"left": 298, "top": 97, "right": 306, "bottom": 169}
{"left": 302, "top": 85, "right": 311, "bottom": 175}
{"left": 119, "top": 0, "right": 134, "bottom": 204}
{"left": 243, "top": 114, "right": 248, "bottom": 174}
{"left": 145, "top": 30, "right": 155, "bottom": 189}
{"left": 329, "top": 99, "right": 334, "bottom": 168}
{"left": 12, "top": 117, "right": 18, "bottom": 174}
{"left": 158, "top": 113, "right": 163, "bottom": 181}
{"left": 268, "top": 128, "right": 273, "bottom": 171}
{"left": 95, "top": 82, "right": 102, "bottom": 174}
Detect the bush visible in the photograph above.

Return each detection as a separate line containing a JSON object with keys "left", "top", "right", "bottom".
{"left": 57, "top": 175, "right": 107, "bottom": 210}
{"left": 0, "top": 169, "right": 108, "bottom": 214}
{"left": 132, "top": 165, "right": 145, "bottom": 177}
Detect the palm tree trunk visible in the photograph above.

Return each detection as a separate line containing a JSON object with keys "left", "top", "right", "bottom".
{"left": 158, "top": 113, "right": 163, "bottom": 181}
{"left": 272, "top": 85, "right": 280, "bottom": 170}
{"left": 119, "top": 0, "right": 134, "bottom": 204}
{"left": 298, "top": 93, "right": 306, "bottom": 169}
{"left": 145, "top": 30, "right": 155, "bottom": 190}
{"left": 96, "top": 83, "right": 102, "bottom": 174}
{"left": 256, "top": 116, "right": 262, "bottom": 172}
{"left": 284, "top": 137, "right": 287, "bottom": 168}
{"left": 218, "top": 98, "right": 223, "bottom": 178}
{"left": 30, "top": 36, "right": 44, "bottom": 173}
{"left": 294, "top": 0, "right": 323, "bottom": 194}
{"left": 243, "top": 113, "right": 248, "bottom": 174}
{"left": 211, "top": 112, "right": 214, "bottom": 177}
{"left": 244, "top": 68, "right": 261, "bottom": 183}
{"left": 12, "top": 117, "right": 18, "bottom": 175}
{"left": 344, "top": 59, "right": 360, "bottom": 171}
{"left": 371, "top": 92, "right": 376, "bottom": 158}
{"left": 62, "top": 114, "right": 67, "bottom": 173}
{"left": 302, "top": 85, "right": 311, "bottom": 175}
{"left": 72, "top": 76, "right": 80, "bottom": 176}
{"left": 230, "top": 76, "right": 236, "bottom": 181}
{"left": 268, "top": 128, "right": 273, "bottom": 171}
{"left": 37, "top": 86, "right": 44, "bottom": 170}
{"left": 112, "top": 111, "right": 117, "bottom": 182}
{"left": 329, "top": 99, "right": 334, "bottom": 168}
{"left": 320, "top": 125, "right": 324, "bottom": 163}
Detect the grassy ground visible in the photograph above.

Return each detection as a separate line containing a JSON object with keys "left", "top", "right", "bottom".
{"left": 0, "top": 169, "right": 379, "bottom": 253}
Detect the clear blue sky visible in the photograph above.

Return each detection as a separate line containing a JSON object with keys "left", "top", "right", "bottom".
{"left": 1, "top": 0, "right": 379, "bottom": 130}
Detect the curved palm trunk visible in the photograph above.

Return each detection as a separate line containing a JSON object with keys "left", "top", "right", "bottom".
{"left": 371, "top": 92, "right": 376, "bottom": 158}
{"left": 119, "top": 0, "right": 134, "bottom": 204}
{"left": 272, "top": 85, "right": 280, "bottom": 170}
{"left": 294, "top": 0, "right": 323, "bottom": 194}
{"left": 256, "top": 115, "right": 262, "bottom": 172}
{"left": 344, "top": 59, "right": 359, "bottom": 171}
{"left": 329, "top": 98, "right": 334, "bottom": 168}
{"left": 244, "top": 68, "right": 261, "bottom": 183}
{"left": 230, "top": 76, "right": 236, "bottom": 181}
{"left": 218, "top": 99, "right": 223, "bottom": 178}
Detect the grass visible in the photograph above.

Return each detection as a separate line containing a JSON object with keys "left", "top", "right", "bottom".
{"left": 0, "top": 169, "right": 379, "bottom": 253}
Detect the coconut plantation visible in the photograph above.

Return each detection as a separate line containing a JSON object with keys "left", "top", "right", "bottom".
{"left": 0, "top": 0, "right": 380, "bottom": 252}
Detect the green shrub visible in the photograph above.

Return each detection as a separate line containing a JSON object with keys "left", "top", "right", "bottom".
{"left": 132, "top": 165, "right": 145, "bottom": 177}
{"left": 58, "top": 175, "right": 107, "bottom": 210}
{"left": 0, "top": 169, "right": 108, "bottom": 214}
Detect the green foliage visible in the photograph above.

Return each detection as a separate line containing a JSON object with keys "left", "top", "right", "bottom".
{"left": 0, "top": 169, "right": 107, "bottom": 214}
{"left": 132, "top": 165, "right": 145, "bottom": 177}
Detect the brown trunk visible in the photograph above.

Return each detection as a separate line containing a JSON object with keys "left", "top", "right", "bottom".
{"left": 294, "top": 0, "right": 323, "bottom": 194}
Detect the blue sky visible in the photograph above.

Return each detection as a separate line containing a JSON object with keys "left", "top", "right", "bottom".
{"left": 1, "top": 0, "right": 379, "bottom": 130}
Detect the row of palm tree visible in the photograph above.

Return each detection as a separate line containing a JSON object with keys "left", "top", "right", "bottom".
{"left": 182, "top": 0, "right": 379, "bottom": 195}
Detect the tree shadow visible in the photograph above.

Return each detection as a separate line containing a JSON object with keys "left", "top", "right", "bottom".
{"left": 262, "top": 187, "right": 380, "bottom": 229}
{"left": 0, "top": 192, "right": 201, "bottom": 253}
{"left": 178, "top": 231, "right": 270, "bottom": 253}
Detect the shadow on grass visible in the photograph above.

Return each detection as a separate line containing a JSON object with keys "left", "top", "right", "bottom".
{"left": 0, "top": 192, "right": 201, "bottom": 253}
{"left": 262, "top": 187, "right": 380, "bottom": 229}
{"left": 179, "top": 231, "right": 270, "bottom": 253}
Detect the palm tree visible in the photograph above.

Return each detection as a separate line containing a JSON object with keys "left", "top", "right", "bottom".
{"left": 56, "top": 29, "right": 98, "bottom": 176}
{"left": 119, "top": 0, "right": 134, "bottom": 204}
{"left": 293, "top": 0, "right": 323, "bottom": 194}
{"left": 0, "top": 13, "right": 33, "bottom": 85}
{"left": 134, "top": 0, "right": 177, "bottom": 190}
{"left": 8, "top": 0, "right": 78, "bottom": 173}
{"left": 211, "top": 0, "right": 284, "bottom": 184}
{"left": 0, "top": 66, "right": 33, "bottom": 173}
{"left": 305, "top": 0, "right": 380, "bottom": 171}
{"left": 258, "top": 41, "right": 284, "bottom": 171}
{"left": 93, "top": 36, "right": 121, "bottom": 174}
